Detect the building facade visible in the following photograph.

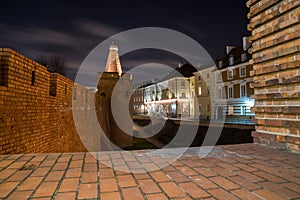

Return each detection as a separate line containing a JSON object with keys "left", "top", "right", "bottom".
{"left": 133, "top": 63, "right": 197, "bottom": 118}
{"left": 214, "top": 37, "right": 254, "bottom": 121}
{"left": 194, "top": 66, "right": 215, "bottom": 120}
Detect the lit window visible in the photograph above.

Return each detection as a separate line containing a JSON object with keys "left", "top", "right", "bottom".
{"left": 198, "top": 86, "right": 202, "bottom": 95}
{"left": 240, "top": 84, "right": 246, "bottom": 97}
{"left": 228, "top": 105, "right": 234, "bottom": 115}
{"left": 228, "top": 69, "right": 233, "bottom": 79}
{"left": 240, "top": 67, "right": 246, "bottom": 77}
{"left": 241, "top": 106, "right": 246, "bottom": 115}
{"left": 228, "top": 86, "right": 233, "bottom": 98}
{"left": 229, "top": 57, "right": 234, "bottom": 65}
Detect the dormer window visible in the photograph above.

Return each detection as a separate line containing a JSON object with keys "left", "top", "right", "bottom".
{"left": 241, "top": 53, "right": 247, "bottom": 62}
{"left": 229, "top": 56, "right": 234, "bottom": 65}
{"left": 219, "top": 60, "right": 223, "bottom": 68}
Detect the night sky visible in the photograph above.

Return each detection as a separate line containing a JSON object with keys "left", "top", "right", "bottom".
{"left": 0, "top": 0, "right": 249, "bottom": 82}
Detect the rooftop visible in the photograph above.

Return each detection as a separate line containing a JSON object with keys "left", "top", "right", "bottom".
{"left": 0, "top": 144, "right": 299, "bottom": 199}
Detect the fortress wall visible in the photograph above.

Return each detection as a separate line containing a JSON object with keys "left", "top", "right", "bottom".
{"left": 0, "top": 48, "right": 87, "bottom": 154}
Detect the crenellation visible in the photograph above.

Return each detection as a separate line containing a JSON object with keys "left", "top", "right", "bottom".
{"left": 0, "top": 48, "right": 88, "bottom": 154}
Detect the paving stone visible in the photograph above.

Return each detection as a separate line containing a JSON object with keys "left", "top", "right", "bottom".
{"left": 138, "top": 179, "right": 161, "bottom": 194}
{"left": 77, "top": 183, "right": 98, "bottom": 199}
{"left": 179, "top": 182, "right": 210, "bottom": 198}
{"left": 100, "top": 192, "right": 121, "bottom": 200}
{"left": 0, "top": 144, "right": 299, "bottom": 200}
{"left": 159, "top": 182, "right": 186, "bottom": 198}
{"left": 33, "top": 181, "right": 59, "bottom": 198}
{"left": 121, "top": 187, "right": 144, "bottom": 200}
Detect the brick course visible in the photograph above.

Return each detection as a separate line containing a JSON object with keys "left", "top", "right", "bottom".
{"left": 247, "top": 0, "right": 300, "bottom": 151}
{"left": 0, "top": 48, "right": 87, "bottom": 154}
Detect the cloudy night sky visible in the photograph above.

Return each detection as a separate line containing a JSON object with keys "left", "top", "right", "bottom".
{"left": 0, "top": 0, "right": 249, "bottom": 84}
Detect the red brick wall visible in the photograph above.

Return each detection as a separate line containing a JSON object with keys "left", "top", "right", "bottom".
{"left": 247, "top": 0, "right": 300, "bottom": 151}
{"left": 0, "top": 48, "right": 87, "bottom": 154}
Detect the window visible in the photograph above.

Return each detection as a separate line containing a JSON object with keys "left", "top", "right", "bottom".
{"left": 241, "top": 106, "right": 246, "bottom": 115}
{"left": 198, "top": 86, "right": 202, "bottom": 95}
{"left": 181, "top": 92, "right": 186, "bottom": 99}
{"left": 228, "top": 86, "right": 233, "bottom": 99}
{"left": 241, "top": 53, "right": 247, "bottom": 62}
{"left": 31, "top": 71, "right": 35, "bottom": 86}
{"left": 219, "top": 60, "right": 223, "bottom": 68}
{"left": 217, "top": 74, "right": 222, "bottom": 81}
{"left": 0, "top": 65, "right": 8, "bottom": 86}
{"left": 240, "top": 67, "right": 246, "bottom": 77}
{"left": 197, "top": 75, "right": 201, "bottom": 81}
{"left": 206, "top": 73, "right": 210, "bottom": 79}
{"left": 64, "top": 84, "right": 67, "bottom": 95}
{"left": 228, "top": 105, "right": 234, "bottom": 115}
{"left": 73, "top": 88, "right": 77, "bottom": 100}
{"left": 207, "top": 87, "right": 210, "bottom": 95}
{"left": 228, "top": 69, "right": 233, "bottom": 79}
{"left": 85, "top": 90, "right": 88, "bottom": 103}
{"left": 181, "top": 81, "right": 186, "bottom": 89}
{"left": 240, "top": 84, "right": 246, "bottom": 97}
{"left": 206, "top": 104, "right": 210, "bottom": 112}
{"left": 218, "top": 87, "right": 222, "bottom": 99}
{"left": 229, "top": 56, "right": 234, "bottom": 65}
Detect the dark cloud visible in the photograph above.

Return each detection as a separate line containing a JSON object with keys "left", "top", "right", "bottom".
{"left": 0, "top": 1, "right": 250, "bottom": 82}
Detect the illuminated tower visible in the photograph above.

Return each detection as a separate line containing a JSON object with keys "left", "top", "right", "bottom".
{"left": 95, "top": 42, "right": 133, "bottom": 149}
{"left": 104, "top": 42, "right": 122, "bottom": 76}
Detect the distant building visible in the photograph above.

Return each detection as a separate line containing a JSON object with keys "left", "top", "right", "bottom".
{"left": 132, "top": 81, "right": 156, "bottom": 115}
{"left": 213, "top": 37, "right": 254, "bottom": 121}
{"left": 194, "top": 66, "right": 215, "bottom": 120}
{"left": 133, "top": 63, "right": 197, "bottom": 118}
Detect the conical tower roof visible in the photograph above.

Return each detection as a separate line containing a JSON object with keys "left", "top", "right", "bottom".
{"left": 104, "top": 42, "right": 122, "bottom": 76}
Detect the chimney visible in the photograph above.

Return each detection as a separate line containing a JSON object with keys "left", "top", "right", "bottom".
{"left": 243, "top": 36, "right": 250, "bottom": 51}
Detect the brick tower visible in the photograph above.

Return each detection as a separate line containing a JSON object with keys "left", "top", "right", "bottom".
{"left": 95, "top": 42, "right": 133, "bottom": 149}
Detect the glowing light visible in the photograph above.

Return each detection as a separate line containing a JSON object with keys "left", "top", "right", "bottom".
{"left": 245, "top": 99, "right": 255, "bottom": 107}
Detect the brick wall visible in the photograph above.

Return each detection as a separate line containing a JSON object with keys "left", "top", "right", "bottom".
{"left": 247, "top": 0, "right": 300, "bottom": 150}
{"left": 0, "top": 48, "right": 87, "bottom": 154}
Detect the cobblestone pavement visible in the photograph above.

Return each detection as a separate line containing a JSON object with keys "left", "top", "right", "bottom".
{"left": 0, "top": 144, "right": 299, "bottom": 200}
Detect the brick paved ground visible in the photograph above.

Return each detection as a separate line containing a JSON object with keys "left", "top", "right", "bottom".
{"left": 0, "top": 144, "right": 299, "bottom": 200}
